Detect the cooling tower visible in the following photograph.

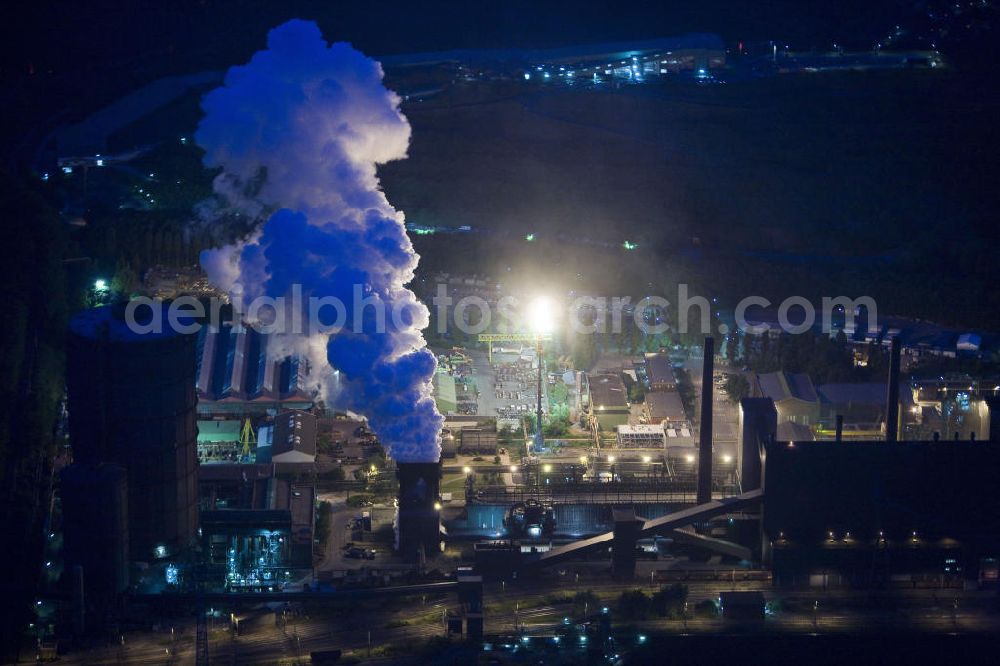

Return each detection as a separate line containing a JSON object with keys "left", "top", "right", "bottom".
{"left": 396, "top": 462, "right": 441, "bottom": 562}
{"left": 67, "top": 304, "right": 199, "bottom": 561}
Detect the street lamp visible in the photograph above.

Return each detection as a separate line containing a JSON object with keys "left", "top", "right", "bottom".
{"left": 463, "top": 466, "right": 472, "bottom": 475}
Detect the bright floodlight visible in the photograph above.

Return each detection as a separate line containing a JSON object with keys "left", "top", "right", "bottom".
{"left": 94, "top": 279, "right": 108, "bottom": 292}
{"left": 528, "top": 296, "right": 555, "bottom": 335}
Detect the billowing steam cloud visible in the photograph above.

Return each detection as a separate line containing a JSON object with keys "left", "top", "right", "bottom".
{"left": 196, "top": 19, "right": 442, "bottom": 462}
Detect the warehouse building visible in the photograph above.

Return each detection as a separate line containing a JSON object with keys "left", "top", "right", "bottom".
{"left": 588, "top": 373, "right": 630, "bottom": 430}
{"left": 616, "top": 424, "right": 666, "bottom": 449}
{"left": 644, "top": 353, "right": 677, "bottom": 391}
{"left": 196, "top": 324, "right": 314, "bottom": 416}
{"left": 644, "top": 390, "right": 686, "bottom": 425}
{"left": 762, "top": 439, "right": 1000, "bottom": 587}
{"left": 755, "top": 371, "right": 820, "bottom": 427}
{"left": 256, "top": 410, "right": 318, "bottom": 464}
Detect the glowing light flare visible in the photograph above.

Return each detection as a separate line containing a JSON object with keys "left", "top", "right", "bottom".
{"left": 528, "top": 296, "right": 555, "bottom": 335}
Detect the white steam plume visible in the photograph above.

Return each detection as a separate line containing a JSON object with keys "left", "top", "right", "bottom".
{"left": 196, "top": 19, "right": 442, "bottom": 462}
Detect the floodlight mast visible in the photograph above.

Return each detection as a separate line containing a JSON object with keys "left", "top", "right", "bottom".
{"left": 528, "top": 297, "right": 554, "bottom": 455}
{"left": 535, "top": 331, "right": 544, "bottom": 451}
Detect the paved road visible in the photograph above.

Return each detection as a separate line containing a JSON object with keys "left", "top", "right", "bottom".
{"left": 58, "top": 573, "right": 1000, "bottom": 664}
{"left": 469, "top": 349, "right": 498, "bottom": 417}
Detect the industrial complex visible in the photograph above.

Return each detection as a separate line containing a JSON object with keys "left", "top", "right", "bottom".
{"left": 43, "top": 298, "right": 1000, "bottom": 662}
{"left": 10, "top": 6, "right": 1000, "bottom": 662}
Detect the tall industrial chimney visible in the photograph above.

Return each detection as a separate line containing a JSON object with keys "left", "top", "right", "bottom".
{"left": 396, "top": 462, "right": 442, "bottom": 563}
{"left": 885, "top": 337, "right": 901, "bottom": 443}
{"left": 697, "top": 337, "right": 714, "bottom": 505}
{"left": 737, "top": 397, "right": 776, "bottom": 491}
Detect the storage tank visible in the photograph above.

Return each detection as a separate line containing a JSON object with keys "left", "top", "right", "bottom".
{"left": 67, "top": 304, "right": 199, "bottom": 560}
{"left": 60, "top": 463, "right": 129, "bottom": 616}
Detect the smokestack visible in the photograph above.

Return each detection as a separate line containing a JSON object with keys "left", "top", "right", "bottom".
{"left": 697, "top": 337, "right": 714, "bottom": 505}
{"left": 885, "top": 337, "right": 901, "bottom": 443}
{"left": 737, "top": 398, "right": 776, "bottom": 491}
{"left": 396, "top": 462, "right": 441, "bottom": 563}
{"left": 835, "top": 415, "right": 844, "bottom": 443}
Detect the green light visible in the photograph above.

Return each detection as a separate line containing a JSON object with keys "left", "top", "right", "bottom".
{"left": 525, "top": 233, "right": 535, "bottom": 242}
{"left": 623, "top": 240, "right": 638, "bottom": 251}
{"left": 94, "top": 279, "right": 108, "bottom": 292}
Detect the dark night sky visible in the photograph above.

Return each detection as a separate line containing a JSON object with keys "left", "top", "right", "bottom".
{"left": 3, "top": 1, "right": 994, "bottom": 115}
{"left": 3, "top": 1, "right": 997, "bottom": 134}
{"left": 3, "top": 1, "right": 997, "bottom": 142}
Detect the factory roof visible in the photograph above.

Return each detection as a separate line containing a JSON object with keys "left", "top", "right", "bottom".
{"left": 272, "top": 410, "right": 317, "bottom": 459}
{"left": 644, "top": 353, "right": 675, "bottom": 386}
{"left": 589, "top": 373, "right": 629, "bottom": 410}
{"left": 196, "top": 323, "right": 313, "bottom": 403}
{"left": 757, "top": 372, "right": 818, "bottom": 404}
{"left": 645, "top": 390, "right": 686, "bottom": 421}
{"left": 617, "top": 424, "right": 664, "bottom": 436}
